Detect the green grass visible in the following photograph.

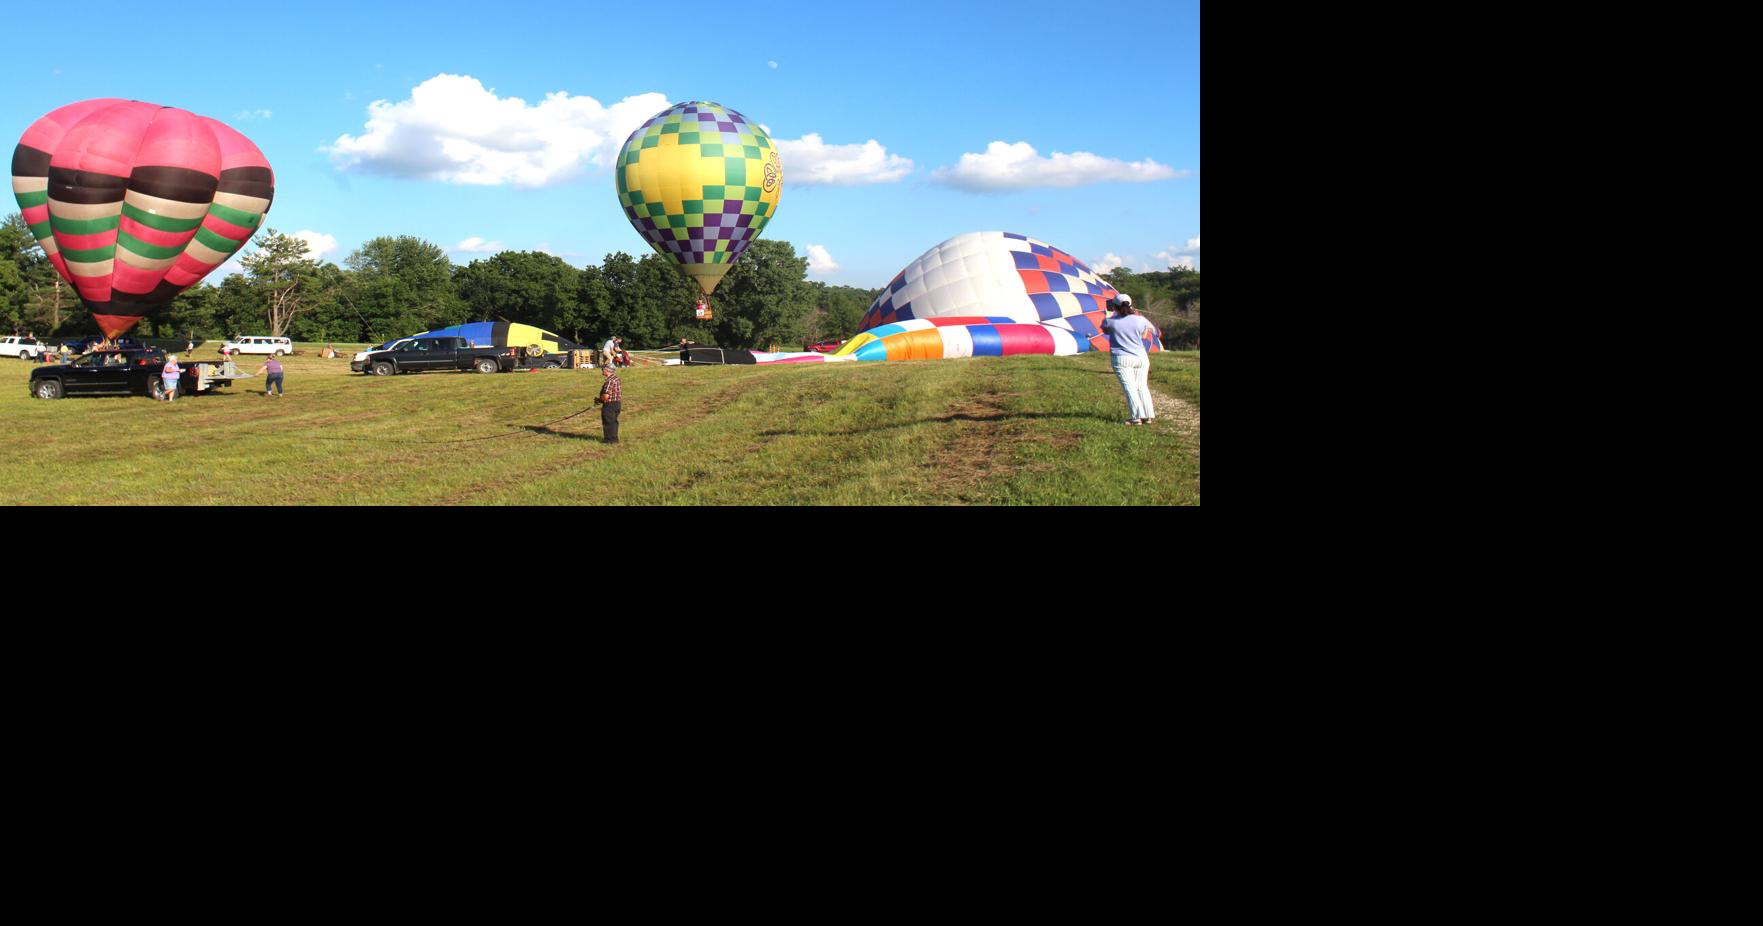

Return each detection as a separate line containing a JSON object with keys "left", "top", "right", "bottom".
{"left": 0, "top": 344, "right": 1200, "bottom": 505}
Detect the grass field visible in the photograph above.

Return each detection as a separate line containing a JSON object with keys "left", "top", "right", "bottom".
{"left": 0, "top": 343, "right": 1200, "bottom": 505}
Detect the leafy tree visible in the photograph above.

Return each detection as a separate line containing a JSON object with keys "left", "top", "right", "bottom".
{"left": 806, "top": 283, "right": 877, "bottom": 343}
{"left": 286, "top": 263, "right": 353, "bottom": 343}
{"left": 454, "top": 251, "right": 581, "bottom": 333}
{"left": 212, "top": 275, "right": 262, "bottom": 338}
{"left": 576, "top": 251, "right": 696, "bottom": 349}
{"left": 164, "top": 283, "right": 223, "bottom": 344}
{"left": 344, "top": 236, "right": 465, "bottom": 337}
{"left": 25, "top": 266, "right": 74, "bottom": 335}
{"left": 579, "top": 251, "right": 636, "bottom": 346}
{"left": 635, "top": 252, "right": 701, "bottom": 346}
{"left": 0, "top": 214, "right": 30, "bottom": 331}
{"left": 563, "top": 264, "right": 609, "bottom": 345}
{"left": 1102, "top": 266, "right": 1200, "bottom": 349}
{"left": 708, "top": 239, "right": 814, "bottom": 349}
{"left": 0, "top": 257, "right": 23, "bottom": 334}
{"left": 240, "top": 229, "right": 323, "bottom": 337}
{"left": 1, "top": 211, "right": 77, "bottom": 335}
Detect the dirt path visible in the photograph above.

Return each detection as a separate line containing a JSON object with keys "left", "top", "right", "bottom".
{"left": 1148, "top": 387, "right": 1200, "bottom": 440}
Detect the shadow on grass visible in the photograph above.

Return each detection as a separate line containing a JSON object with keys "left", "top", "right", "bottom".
{"left": 759, "top": 411, "right": 1099, "bottom": 438}
{"left": 521, "top": 425, "right": 612, "bottom": 443}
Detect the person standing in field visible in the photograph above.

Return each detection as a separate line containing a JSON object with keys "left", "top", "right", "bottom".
{"left": 595, "top": 364, "right": 622, "bottom": 444}
{"left": 1101, "top": 295, "right": 1157, "bottom": 426}
{"left": 161, "top": 355, "right": 183, "bottom": 403}
{"left": 257, "top": 355, "right": 285, "bottom": 397}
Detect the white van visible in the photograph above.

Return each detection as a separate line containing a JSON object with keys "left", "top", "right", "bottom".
{"left": 222, "top": 336, "right": 292, "bottom": 356}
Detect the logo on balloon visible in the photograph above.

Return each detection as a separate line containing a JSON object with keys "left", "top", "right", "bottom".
{"left": 764, "top": 151, "right": 781, "bottom": 194}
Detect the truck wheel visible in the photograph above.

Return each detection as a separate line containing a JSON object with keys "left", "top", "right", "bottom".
{"left": 274, "top": 349, "right": 286, "bottom": 357}
{"left": 372, "top": 361, "right": 395, "bottom": 376}
{"left": 475, "top": 358, "right": 499, "bottom": 374}
{"left": 34, "top": 379, "right": 62, "bottom": 400}
{"left": 148, "top": 378, "right": 165, "bottom": 400}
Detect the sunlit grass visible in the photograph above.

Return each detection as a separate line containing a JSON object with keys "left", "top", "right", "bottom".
{"left": 1, "top": 344, "right": 1199, "bottom": 505}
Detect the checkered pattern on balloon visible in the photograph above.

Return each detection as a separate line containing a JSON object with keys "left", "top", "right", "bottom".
{"left": 615, "top": 102, "right": 781, "bottom": 308}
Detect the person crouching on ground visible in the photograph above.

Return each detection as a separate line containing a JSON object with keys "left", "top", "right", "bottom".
{"left": 257, "top": 355, "right": 285, "bottom": 397}
{"left": 1101, "top": 295, "right": 1157, "bottom": 425}
{"left": 161, "top": 355, "right": 183, "bottom": 402}
{"left": 595, "top": 364, "right": 622, "bottom": 444}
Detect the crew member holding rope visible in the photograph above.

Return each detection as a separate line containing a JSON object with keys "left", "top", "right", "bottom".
{"left": 595, "top": 364, "right": 623, "bottom": 444}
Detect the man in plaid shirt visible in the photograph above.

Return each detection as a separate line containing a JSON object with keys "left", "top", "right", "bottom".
{"left": 595, "top": 364, "right": 623, "bottom": 444}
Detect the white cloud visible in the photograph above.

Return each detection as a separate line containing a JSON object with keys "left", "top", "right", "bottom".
{"left": 768, "top": 60, "right": 779, "bottom": 70}
{"left": 291, "top": 230, "right": 338, "bottom": 260}
{"left": 933, "top": 141, "right": 1187, "bottom": 191}
{"left": 452, "top": 237, "right": 505, "bottom": 254}
{"left": 772, "top": 133, "right": 913, "bottom": 186}
{"left": 1093, "top": 253, "right": 1128, "bottom": 274}
{"left": 326, "top": 74, "right": 669, "bottom": 188}
{"left": 235, "top": 109, "right": 273, "bottom": 121}
{"left": 1153, "top": 236, "right": 1201, "bottom": 270}
{"left": 805, "top": 244, "right": 840, "bottom": 275}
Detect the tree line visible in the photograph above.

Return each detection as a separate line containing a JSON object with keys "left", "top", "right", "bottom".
{"left": 1100, "top": 266, "right": 1202, "bottom": 350}
{"left": 3, "top": 212, "right": 1200, "bottom": 350}
{"left": 1, "top": 213, "right": 879, "bottom": 351}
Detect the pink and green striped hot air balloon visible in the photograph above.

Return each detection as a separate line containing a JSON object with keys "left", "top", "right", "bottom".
{"left": 11, "top": 99, "right": 275, "bottom": 338}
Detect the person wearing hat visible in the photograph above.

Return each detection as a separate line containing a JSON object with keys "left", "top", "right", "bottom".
{"left": 595, "top": 363, "right": 623, "bottom": 444}
{"left": 1101, "top": 293, "right": 1157, "bottom": 425}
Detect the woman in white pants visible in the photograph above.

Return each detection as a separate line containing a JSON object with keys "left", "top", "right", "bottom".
{"left": 1101, "top": 295, "right": 1156, "bottom": 425}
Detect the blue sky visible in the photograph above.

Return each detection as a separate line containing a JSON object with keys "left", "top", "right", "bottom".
{"left": 7, "top": 0, "right": 1200, "bottom": 288}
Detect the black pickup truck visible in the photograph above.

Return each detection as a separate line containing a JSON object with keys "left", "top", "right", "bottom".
{"left": 352, "top": 336, "right": 518, "bottom": 376}
{"left": 28, "top": 349, "right": 245, "bottom": 400}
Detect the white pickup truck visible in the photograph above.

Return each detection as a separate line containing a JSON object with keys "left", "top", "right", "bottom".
{"left": 1, "top": 336, "right": 50, "bottom": 360}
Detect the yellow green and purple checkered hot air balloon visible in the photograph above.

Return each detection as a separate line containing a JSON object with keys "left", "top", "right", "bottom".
{"left": 11, "top": 99, "right": 274, "bottom": 339}
{"left": 615, "top": 101, "right": 781, "bottom": 297}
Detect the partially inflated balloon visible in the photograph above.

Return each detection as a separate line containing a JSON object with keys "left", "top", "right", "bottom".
{"left": 614, "top": 102, "right": 781, "bottom": 296}
{"left": 11, "top": 99, "right": 275, "bottom": 338}
{"left": 835, "top": 232, "right": 1161, "bottom": 363}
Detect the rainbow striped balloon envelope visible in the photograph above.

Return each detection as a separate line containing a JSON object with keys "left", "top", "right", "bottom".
{"left": 614, "top": 101, "right": 781, "bottom": 297}
{"left": 11, "top": 99, "right": 274, "bottom": 338}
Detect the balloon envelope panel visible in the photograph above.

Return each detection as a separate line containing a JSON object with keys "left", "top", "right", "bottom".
{"left": 860, "top": 232, "right": 1118, "bottom": 333}
{"left": 420, "top": 322, "right": 579, "bottom": 353}
{"left": 11, "top": 99, "right": 274, "bottom": 337}
{"left": 839, "top": 232, "right": 1159, "bottom": 363}
{"left": 615, "top": 102, "right": 781, "bottom": 295}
